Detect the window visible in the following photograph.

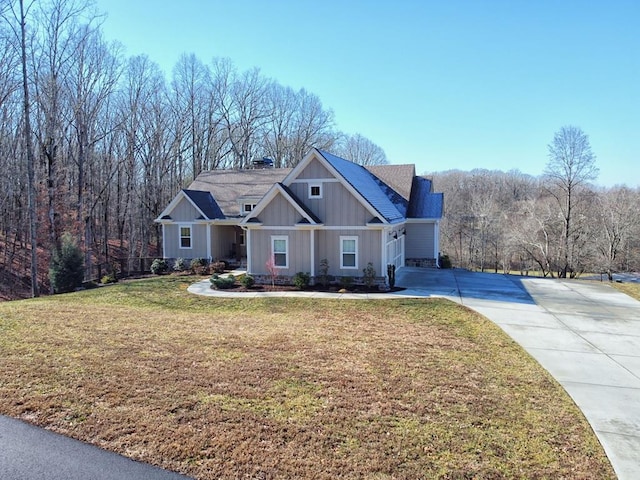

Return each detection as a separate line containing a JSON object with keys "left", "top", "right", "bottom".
{"left": 179, "top": 225, "right": 192, "bottom": 249}
{"left": 239, "top": 231, "right": 246, "bottom": 246}
{"left": 243, "top": 203, "right": 257, "bottom": 214}
{"left": 340, "top": 236, "right": 358, "bottom": 269}
{"left": 271, "top": 236, "right": 289, "bottom": 268}
{"left": 308, "top": 183, "right": 322, "bottom": 199}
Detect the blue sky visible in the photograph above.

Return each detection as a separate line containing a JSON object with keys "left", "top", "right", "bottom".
{"left": 93, "top": 0, "right": 639, "bottom": 186}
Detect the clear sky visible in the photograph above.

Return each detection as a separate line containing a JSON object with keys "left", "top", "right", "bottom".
{"left": 93, "top": 0, "right": 639, "bottom": 187}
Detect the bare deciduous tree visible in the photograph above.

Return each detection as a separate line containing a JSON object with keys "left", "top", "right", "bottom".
{"left": 544, "top": 126, "right": 598, "bottom": 277}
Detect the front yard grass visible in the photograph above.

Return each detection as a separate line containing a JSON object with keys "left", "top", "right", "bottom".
{"left": 0, "top": 277, "right": 614, "bottom": 479}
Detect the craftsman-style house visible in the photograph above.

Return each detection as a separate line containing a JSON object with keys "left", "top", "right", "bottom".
{"left": 155, "top": 149, "right": 443, "bottom": 287}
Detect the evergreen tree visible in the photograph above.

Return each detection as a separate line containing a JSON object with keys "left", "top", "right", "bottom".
{"left": 49, "top": 233, "right": 84, "bottom": 293}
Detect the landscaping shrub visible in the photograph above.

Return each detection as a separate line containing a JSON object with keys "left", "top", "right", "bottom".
{"left": 48, "top": 233, "right": 85, "bottom": 293}
{"left": 101, "top": 273, "right": 117, "bottom": 284}
{"left": 151, "top": 258, "right": 169, "bottom": 275}
{"left": 190, "top": 258, "right": 209, "bottom": 274}
{"left": 362, "top": 262, "right": 376, "bottom": 289}
{"left": 318, "top": 258, "right": 329, "bottom": 287}
{"left": 292, "top": 272, "right": 310, "bottom": 290}
{"left": 210, "top": 274, "right": 236, "bottom": 289}
{"left": 439, "top": 254, "right": 452, "bottom": 269}
{"left": 210, "top": 261, "right": 226, "bottom": 274}
{"left": 173, "top": 257, "right": 187, "bottom": 272}
{"left": 340, "top": 276, "right": 354, "bottom": 290}
{"left": 240, "top": 274, "right": 255, "bottom": 288}
{"left": 387, "top": 264, "right": 396, "bottom": 288}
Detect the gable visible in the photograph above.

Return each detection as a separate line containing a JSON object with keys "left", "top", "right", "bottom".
{"left": 257, "top": 192, "right": 301, "bottom": 225}
{"left": 164, "top": 194, "right": 202, "bottom": 222}
{"left": 294, "top": 157, "right": 335, "bottom": 179}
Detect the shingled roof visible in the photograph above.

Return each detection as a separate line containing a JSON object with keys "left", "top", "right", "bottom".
{"left": 182, "top": 189, "right": 224, "bottom": 220}
{"left": 188, "top": 168, "right": 291, "bottom": 217}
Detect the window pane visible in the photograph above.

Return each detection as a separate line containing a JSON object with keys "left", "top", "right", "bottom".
{"left": 343, "top": 239, "right": 356, "bottom": 253}
{"left": 343, "top": 253, "right": 356, "bottom": 267}
{"left": 180, "top": 227, "right": 190, "bottom": 236}
{"left": 181, "top": 238, "right": 191, "bottom": 248}
{"left": 311, "top": 186, "right": 320, "bottom": 196}
{"left": 274, "top": 253, "right": 287, "bottom": 267}
{"left": 273, "top": 239, "right": 286, "bottom": 253}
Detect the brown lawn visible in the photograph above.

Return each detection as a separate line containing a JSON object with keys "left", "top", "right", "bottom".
{"left": 0, "top": 277, "right": 614, "bottom": 479}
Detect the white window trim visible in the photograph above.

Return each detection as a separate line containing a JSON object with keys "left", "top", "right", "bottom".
{"left": 178, "top": 223, "right": 193, "bottom": 249}
{"left": 340, "top": 235, "right": 358, "bottom": 269}
{"left": 271, "top": 235, "right": 289, "bottom": 269}
{"left": 242, "top": 203, "right": 257, "bottom": 215}
{"left": 308, "top": 182, "right": 323, "bottom": 199}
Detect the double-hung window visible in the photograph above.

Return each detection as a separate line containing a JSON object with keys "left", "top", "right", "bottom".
{"left": 271, "top": 235, "right": 288, "bottom": 268}
{"left": 340, "top": 236, "right": 358, "bottom": 269}
{"left": 179, "top": 225, "right": 192, "bottom": 249}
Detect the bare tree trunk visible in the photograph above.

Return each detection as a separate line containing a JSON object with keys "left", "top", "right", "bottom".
{"left": 19, "top": 0, "right": 39, "bottom": 297}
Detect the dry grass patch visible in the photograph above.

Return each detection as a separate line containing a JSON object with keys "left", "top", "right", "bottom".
{"left": 612, "top": 281, "right": 640, "bottom": 301}
{"left": 0, "top": 277, "right": 614, "bottom": 479}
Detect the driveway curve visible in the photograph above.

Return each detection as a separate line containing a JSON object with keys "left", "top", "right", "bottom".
{"left": 396, "top": 268, "right": 640, "bottom": 480}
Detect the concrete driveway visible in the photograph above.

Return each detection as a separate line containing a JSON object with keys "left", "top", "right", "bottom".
{"left": 396, "top": 267, "right": 640, "bottom": 480}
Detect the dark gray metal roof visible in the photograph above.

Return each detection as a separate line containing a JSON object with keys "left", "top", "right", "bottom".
{"left": 407, "top": 177, "right": 444, "bottom": 219}
{"left": 182, "top": 189, "right": 225, "bottom": 220}
{"left": 318, "top": 150, "right": 406, "bottom": 223}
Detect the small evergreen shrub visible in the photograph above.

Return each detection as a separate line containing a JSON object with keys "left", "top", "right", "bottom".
{"left": 48, "top": 233, "right": 85, "bottom": 294}
{"left": 240, "top": 274, "right": 255, "bottom": 288}
{"left": 362, "top": 262, "right": 376, "bottom": 289}
{"left": 210, "top": 274, "right": 236, "bottom": 289}
{"left": 173, "top": 257, "right": 187, "bottom": 272}
{"left": 292, "top": 272, "right": 310, "bottom": 290}
{"left": 387, "top": 264, "right": 396, "bottom": 288}
{"left": 151, "top": 258, "right": 169, "bottom": 275}
{"left": 439, "top": 254, "right": 452, "bottom": 269}
{"left": 318, "top": 258, "right": 329, "bottom": 287}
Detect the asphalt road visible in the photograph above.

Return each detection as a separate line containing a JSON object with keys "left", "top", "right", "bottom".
{"left": 0, "top": 415, "right": 192, "bottom": 480}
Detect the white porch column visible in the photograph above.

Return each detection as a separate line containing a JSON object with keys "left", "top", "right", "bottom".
{"left": 245, "top": 227, "right": 252, "bottom": 273}
{"left": 381, "top": 229, "right": 388, "bottom": 278}
{"left": 310, "top": 229, "right": 315, "bottom": 278}
{"left": 161, "top": 224, "right": 166, "bottom": 258}
{"left": 206, "top": 224, "right": 212, "bottom": 261}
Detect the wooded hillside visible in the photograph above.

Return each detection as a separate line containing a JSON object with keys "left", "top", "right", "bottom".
{"left": 431, "top": 166, "right": 640, "bottom": 279}
{"left": 0, "top": 0, "right": 388, "bottom": 298}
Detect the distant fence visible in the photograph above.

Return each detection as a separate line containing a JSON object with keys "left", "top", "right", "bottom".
{"left": 84, "top": 257, "right": 157, "bottom": 283}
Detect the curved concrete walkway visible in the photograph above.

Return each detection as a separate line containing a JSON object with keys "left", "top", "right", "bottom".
{"left": 191, "top": 268, "right": 640, "bottom": 479}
